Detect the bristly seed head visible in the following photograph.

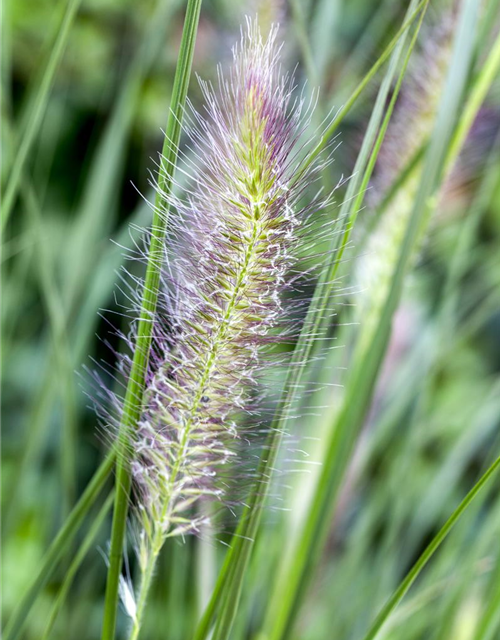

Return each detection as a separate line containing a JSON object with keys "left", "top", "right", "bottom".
{"left": 101, "top": 18, "right": 336, "bottom": 558}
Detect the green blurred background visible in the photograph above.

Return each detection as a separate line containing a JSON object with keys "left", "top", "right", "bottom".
{"left": 2, "top": 0, "right": 500, "bottom": 638}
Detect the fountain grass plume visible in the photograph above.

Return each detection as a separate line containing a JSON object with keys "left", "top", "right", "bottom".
{"left": 96, "top": 18, "right": 336, "bottom": 640}
{"left": 355, "top": 12, "right": 455, "bottom": 355}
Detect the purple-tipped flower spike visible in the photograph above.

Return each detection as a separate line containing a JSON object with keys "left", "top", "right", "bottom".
{"left": 107, "top": 19, "right": 334, "bottom": 639}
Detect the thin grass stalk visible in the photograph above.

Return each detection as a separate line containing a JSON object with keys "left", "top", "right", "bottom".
{"left": 426, "top": 459, "right": 496, "bottom": 640}
{"left": 333, "top": 0, "right": 484, "bottom": 637}
{"left": 358, "top": 26, "right": 500, "bottom": 634}
{"left": 334, "top": 8, "right": 428, "bottom": 302}
{"left": 306, "top": 0, "right": 429, "bottom": 167}
{"left": 294, "top": 0, "right": 485, "bottom": 633}
{"left": 354, "top": 394, "right": 500, "bottom": 638}
{"left": 360, "top": 454, "right": 500, "bottom": 640}
{"left": 350, "top": 137, "right": 500, "bottom": 558}
{"left": 272, "top": 0, "right": 495, "bottom": 636}
{"left": 1, "top": 0, "right": 82, "bottom": 230}
{"left": 193, "top": 5, "right": 430, "bottom": 639}
{"left": 300, "top": 0, "right": 429, "bottom": 321}
{"left": 100, "top": 2, "right": 202, "bottom": 638}
{"left": 445, "top": 27, "right": 500, "bottom": 171}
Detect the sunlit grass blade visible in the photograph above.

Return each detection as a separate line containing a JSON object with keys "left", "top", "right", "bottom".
{"left": 100, "top": 1, "right": 202, "bottom": 638}
{"left": 1, "top": 0, "right": 82, "bottom": 229}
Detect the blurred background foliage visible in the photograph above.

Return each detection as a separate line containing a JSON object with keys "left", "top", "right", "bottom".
{"left": 2, "top": 0, "right": 500, "bottom": 639}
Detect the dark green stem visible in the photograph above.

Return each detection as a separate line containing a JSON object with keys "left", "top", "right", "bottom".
{"left": 100, "top": 2, "right": 202, "bottom": 639}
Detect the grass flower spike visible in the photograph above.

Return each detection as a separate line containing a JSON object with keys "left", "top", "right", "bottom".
{"left": 355, "top": 14, "right": 454, "bottom": 355}
{"left": 117, "top": 19, "right": 329, "bottom": 639}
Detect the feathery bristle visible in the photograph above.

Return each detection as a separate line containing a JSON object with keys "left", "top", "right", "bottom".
{"left": 125, "top": 19, "right": 331, "bottom": 555}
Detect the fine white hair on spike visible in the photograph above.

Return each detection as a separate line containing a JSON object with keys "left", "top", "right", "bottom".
{"left": 119, "top": 575, "right": 137, "bottom": 622}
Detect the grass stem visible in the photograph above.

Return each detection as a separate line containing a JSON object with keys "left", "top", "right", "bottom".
{"left": 100, "top": 2, "right": 202, "bottom": 638}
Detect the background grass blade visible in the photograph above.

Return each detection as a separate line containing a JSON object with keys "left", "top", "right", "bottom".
{"left": 3, "top": 453, "right": 115, "bottom": 640}
{"left": 1, "top": 0, "right": 82, "bottom": 229}
{"left": 40, "top": 493, "right": 115, "bottom": 640}
{"left": 61, "top": 0, "right": 183, "bottom": 312}
{"left": 258, "top": 7, "right": 431, "bottom": 640}
{"left": 360, "top": 453, "right": 500, "bottom": 640}
{"left": 3, "top": 0, "right": 179, "bottom": 533}
{"left": 21, "top": 185, "right": 78, "bottom": 512}
{"left": 308, "top": 0, "right": 428, "bottom": 163}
